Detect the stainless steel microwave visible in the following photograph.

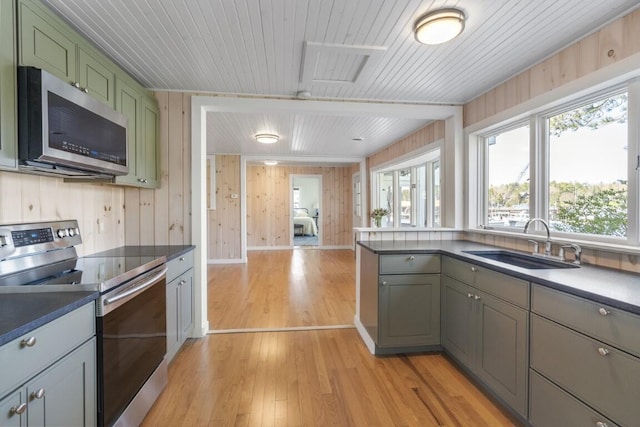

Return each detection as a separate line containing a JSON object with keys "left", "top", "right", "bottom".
{"left": 17, "top": 66, "right": 128, "bottom": 180}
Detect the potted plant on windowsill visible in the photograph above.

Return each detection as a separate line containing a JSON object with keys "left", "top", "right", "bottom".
{"left": 370, "top": 208, "right": 390, "bottom": 228}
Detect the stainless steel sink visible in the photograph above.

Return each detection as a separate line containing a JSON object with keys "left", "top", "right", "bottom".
{"left": 463, "top": 250, "right": 580, "bottom": 269}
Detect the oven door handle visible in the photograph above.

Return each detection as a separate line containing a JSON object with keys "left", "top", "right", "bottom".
{"left": 104, "top": 267, "right": 168, "bottom": 306}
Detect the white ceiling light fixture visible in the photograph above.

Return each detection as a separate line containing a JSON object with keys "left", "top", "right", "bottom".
{"left": 255, "top": 133, "right": 279, "bottom": 144}
{"left": 414, "top": 8, "right": 466, "bottom": 45}
{"left": 263, "top": 160, "right": 278, "bottom": 166}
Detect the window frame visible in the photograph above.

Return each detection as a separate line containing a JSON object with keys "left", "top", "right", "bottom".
{"left": 370, "top": 147, "right": 441, "bottom": 228}
{"left": 472, "top": 81, "right": 639, "bottom": 246}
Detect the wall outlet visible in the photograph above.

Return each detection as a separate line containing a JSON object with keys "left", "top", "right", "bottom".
{"left": 230, "top": 193, "right": 238, "bottom": 199}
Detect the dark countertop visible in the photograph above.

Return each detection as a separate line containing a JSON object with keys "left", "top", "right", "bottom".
{"left": 359, "top": 240, "right": 640, "bottom": 315}
{"left": 87, "top": 245, "right": 195, "bottom": 261}
{"left": 0, "top": 291, "right": 98, "bottom": 346}
{"left": 1, "top": 245, "right": 194, "bottom": 347}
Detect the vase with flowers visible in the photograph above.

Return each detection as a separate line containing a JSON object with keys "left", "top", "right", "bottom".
{"left": 370, "top": 208, "right": 390, "bottom": 227}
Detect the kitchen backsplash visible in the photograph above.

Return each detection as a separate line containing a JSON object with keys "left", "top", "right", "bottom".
{"left": 0, "top": 171, "right": 125, "bottom": 256}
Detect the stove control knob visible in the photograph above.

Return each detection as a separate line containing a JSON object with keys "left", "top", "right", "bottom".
{"left": 67, "top": 228, "right": 76, "bottom": 237}
{"left": 57, "top": 229, "right": 68, "bottom": 238}
{"left": 0, "top": 235, "right": 7, "bottom": 247}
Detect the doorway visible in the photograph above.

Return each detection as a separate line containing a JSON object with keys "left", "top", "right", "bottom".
{"left": 292, "top": 174, "right": 321, "bottom": 247}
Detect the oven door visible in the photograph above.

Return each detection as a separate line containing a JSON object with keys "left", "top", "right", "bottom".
{"left": 96, "top": 265, "right": 167, "bottom": 427}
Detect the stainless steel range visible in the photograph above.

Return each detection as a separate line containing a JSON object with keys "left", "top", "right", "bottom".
{"left": 0, "top": 220, "right": 168, "bottom": 427}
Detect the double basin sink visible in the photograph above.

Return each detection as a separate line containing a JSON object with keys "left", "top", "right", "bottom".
{"left": 463, "top": 250, "right": 580, "bottom": 270}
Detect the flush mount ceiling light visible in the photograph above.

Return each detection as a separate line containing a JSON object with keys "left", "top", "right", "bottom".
{"left": 255, "top": 133, "right": 279, "bottom": 144}
{"left": 414, "top": 8, "right": 466, "bottom": 45}
{"left": 263, "top": 160, "right": 278, "bottom": 166}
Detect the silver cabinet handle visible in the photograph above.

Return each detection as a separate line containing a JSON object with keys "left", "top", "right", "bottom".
{"left": 470, "top": 266, "right": 479, "bottom": 272}
{"left": 596, "top": 422, "right": 609, "bottom": 427}
{"left": 598, "top": 307, "right": 610, "bottom": 316}
{"left": 380, "top": 281, "right": 387, "bottom": 286}
{"left": 180, "top": 257, "right": 185, "bottom": 261}
{"left": 21, "top": 336, "right": 37, "bottom": 347}
{"left": 408, "top": 256, "right": 415, "bottom": 261}
{"left": 467, "top": 293, "right": 473, "bottom": 298}
{"left": 31, "top": 388, "right": 45, "bottom": 400}
{"left": 179, "top": 279, "right": 186, "bottom": 286}
{"left": 474, "top": 295, "right": 481, "bottom": 300}
{"left": 598, "top": 347, "right": 610, "bottom": 356}
{"left": 10, "top": 403, "right": 27, "bottom": 415}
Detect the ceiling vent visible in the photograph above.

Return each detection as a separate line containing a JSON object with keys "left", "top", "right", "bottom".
{"left": 299, "top": 42, "right": 387, "bottom": 89}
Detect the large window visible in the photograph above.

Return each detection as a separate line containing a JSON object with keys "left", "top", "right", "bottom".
{"left": 372, "top": 150, "right": 441, "bottom": 228}
{"left": 485, "top": 124, "right": 530, "bottom": 228}
{"left": 478, "top": 86, "right": 634, "bottom": 243}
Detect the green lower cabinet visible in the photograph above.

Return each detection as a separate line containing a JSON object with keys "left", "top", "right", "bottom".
{"left": 167, "top": 266, "right": 195, "bottom": 362}
{"left": 441, "top": 274, "right": 529, "bottom": 418}
{"left": 529, "top": 370, "right": 619, "bottom": 427}
{"left": 0, "top": 338, "right": 96, "bottom": 427}
{"left": 378, "top": 274, "right": 440, "bottom": 347}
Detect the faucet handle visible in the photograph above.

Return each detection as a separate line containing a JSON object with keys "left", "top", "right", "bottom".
{"left": 561, "top": 244, "right": 582, "bottom": 264}
{"left": 527, "top": 239, "right": 539, "bottom": 255}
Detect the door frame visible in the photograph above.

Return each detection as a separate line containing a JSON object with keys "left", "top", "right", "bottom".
{"left": 290, "top": 174, "right": 322, "bottom": 247}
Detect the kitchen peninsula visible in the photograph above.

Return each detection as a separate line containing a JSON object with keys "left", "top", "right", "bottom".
{"left": 356, "top": 238, "right": 640, "bottom": 426}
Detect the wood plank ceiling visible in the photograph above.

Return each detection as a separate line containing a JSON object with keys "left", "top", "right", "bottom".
{"left": 43, "top": 0, "right": 640, "bottom": 158}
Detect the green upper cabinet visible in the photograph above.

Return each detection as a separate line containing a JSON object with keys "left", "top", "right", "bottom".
{"left": 78, "top": 48, "right": 115, "bottom": 107}
{"left": 0, "top": 0, "right": 17, "bottom": 170}
{"left": 18, "top": 1, "right": 77, "bottom": 84}
{"left": 115, "top": 80, "right": 159, "bottom": 188}
{"left": 16, "top": 0, "right": 160, "bottom": 188}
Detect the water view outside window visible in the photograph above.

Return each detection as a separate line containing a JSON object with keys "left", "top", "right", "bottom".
{"left": 547, "top": 93, "right": 628, "bottom": 237}
{"left": 486, "top": 125, "right": 530, "bottom": 228}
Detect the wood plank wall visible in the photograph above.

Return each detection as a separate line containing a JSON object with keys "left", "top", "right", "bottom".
{"left": 124, "top": 91, "right": 192, "bottom": 246}
{"left": 367, "top": 121, "right": 445, "bottom": 170}
{"left": 463, "top": 8, "right": 640, "bottom": 127}
{"left": 246, "top": 164, "right": 355, "bottom": 248}
{"left": 0, "top": 171, "right": 124, "bottom": 256}
{"left": 208, "top": 155, "right": 241, "bottom": 259}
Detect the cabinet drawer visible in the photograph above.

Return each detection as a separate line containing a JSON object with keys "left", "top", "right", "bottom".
{"left": 0, "top": 302, "right": 95, "bottom": 397}
{"left": 532, "top": 284, "right": 640, "bottom": 358}
{"left": 442, "top": 256, "right": 529, "bottom": 308}
{"left": 167, "top": 250, "right": 194, "bottom": 283}
{"left": 531, "top": 314, "right": 640, "bottom": 427}
{"left": 379, "top": 254, "right": 439, "bottom": 274}
{"left": 529, "top": 370, "right": 618, "bottom": 427}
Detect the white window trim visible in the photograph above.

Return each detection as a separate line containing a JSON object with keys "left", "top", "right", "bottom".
{"left": 468, "top": 79, "right": 640, "bottom": 247}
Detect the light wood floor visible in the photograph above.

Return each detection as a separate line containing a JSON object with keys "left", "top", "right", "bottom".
{"left": 142, "top": 250, "right": 520, "bottom": 426}
{"left": 208, "top": 250, "right": 356, "bottom": 330}
{"left": 142, "top": 329, "right": 519, "bottom": 426}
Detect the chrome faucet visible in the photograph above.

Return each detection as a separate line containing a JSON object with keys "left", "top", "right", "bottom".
{"left": 524, "top": 218, "right": 552, "bottom": 256}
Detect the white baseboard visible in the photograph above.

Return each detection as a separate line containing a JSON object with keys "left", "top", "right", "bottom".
{"left": 207, "top": 258, "right": 246, "bottom": 264}
{"left": 247, "top": 245, "right": 353, "bottom": 251}
{"left": 208, "top": 324, "right": 355, "bottom": 334}
{"left": 354, "top": 315, "right": 376, "bottom": 355}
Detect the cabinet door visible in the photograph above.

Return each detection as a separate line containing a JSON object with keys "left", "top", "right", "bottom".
{"left": 78, "top": 48, "right": 115, "bottom": 107}
{"left": 166, "top": 278, "right": 180, "bottom": 362}
{"left": 378, "top": 274, "right": 440, "bottom": 347}
{"left": 25, "top": 338, "right": 96, "bottom": 427}
{"left": 475, "top": 292, "right": 529, "bottom": 417}
{"left": 139, "top": 96, "right": 159, "bottom": 188}
{"left": 18, "top": 1, "right": 77, "bottom": 83}
{"left": 0, "top": 0, "right": 17, "bottom": 169}
{"left": 114, "top": 78, "right": 140, "bottom": 185}
{"left": 441, "top": 275, "right": 475, "bottom": 368}
{"left": 0, "top": 389, "right": 26, "bottom": 427}
{"left": 179, "top": 269, "right": 194, "bottom": 341}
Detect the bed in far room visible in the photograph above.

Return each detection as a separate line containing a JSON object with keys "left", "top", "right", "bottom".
{"left": 293, "top": 208, "right": 318, "bottom": 236}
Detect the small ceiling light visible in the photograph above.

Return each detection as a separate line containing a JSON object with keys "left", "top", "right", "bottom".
{"left": 263, "top": 160, "right": 278, "bottom": 166}
{"left": 296, "top": 90, "right": 311, "bottom": 100}
{"left": 414, "top": 8, "right": 465, "bottom": 45}
{"left": 255, "top": 133, "right": 279, "bottom": 144}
